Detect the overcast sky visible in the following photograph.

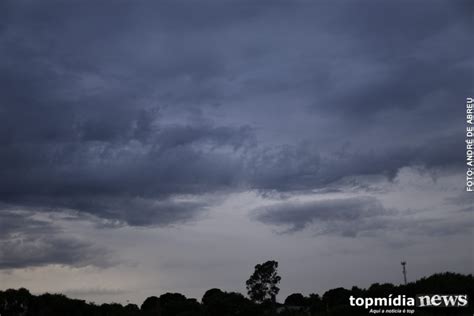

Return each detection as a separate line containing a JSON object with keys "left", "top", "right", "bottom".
{"left": 0, "top": 0, "right": 473, "bottom": 305}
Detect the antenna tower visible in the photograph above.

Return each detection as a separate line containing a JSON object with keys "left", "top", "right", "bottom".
{"left": 401, "top": 261, "right": 407, "bottom": 285}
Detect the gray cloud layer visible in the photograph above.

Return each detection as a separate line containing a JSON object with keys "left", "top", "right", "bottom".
{"left": 0, "top": 210, "right": 110, "bottom": 269}
{"left": 254, "top": 196, "right": 473, "bottom": 239}
{"left": 254, "top": 197, "right": 389, "bottom": 236}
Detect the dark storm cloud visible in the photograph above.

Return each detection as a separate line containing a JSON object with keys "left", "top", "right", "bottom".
{"left": 312, "top": 1, "right": 473, "bottom": 119}
{"left": 445, "top": 192, "right": 474, "bottom": 207}
{"left": 0, "top": 0, "right": 472, "bottom": 237}
{"left": 0, "top": 210, "right": 110, "bottom": 269}
{"left": 248, "top": 134, "right": 463, "bottom": 192}
{"left": 254, "top": 197, "right": 474, "bottom": 239}
{"left": 254, "top": 197, "right": 389, "bottom": 236}
{"left": 26, "top": 197, "right": 210, "bottom": 227}
{"left": 0, "top": 121, "right": 249, "bottom": 225}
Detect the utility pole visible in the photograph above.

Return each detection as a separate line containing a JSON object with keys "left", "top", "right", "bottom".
{"left": 401, "top": 261, "right": 407, "bottom": 285}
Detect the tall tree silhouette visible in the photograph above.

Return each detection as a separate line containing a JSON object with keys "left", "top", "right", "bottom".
{"left": 246, "top": 260, "right": 281, "bottom": 304}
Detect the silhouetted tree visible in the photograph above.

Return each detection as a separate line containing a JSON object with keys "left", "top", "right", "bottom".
{"left": 0, "top": 288, "right": 33, "bottom": 316}
{"left": 202, "top": 288, "right": 225, "bottom": 316}
{"left": 246, "top": 260, "right": 281, "bottom": 304}
{"left": 124, "top": 303, "right": 140, "bottom": 315}
{"left": 202, "top": 288, "right": 258, "bottom": 316}
{"left": 100, "top": 302, "right": 132, "bottom": 316}
{"left": 322, "top": 287, "right": 351, "bottom": 312}
{"left": 367, "top": 282, "right": 396, "bottom": 296}
{"left": 158, "top": 293, "right": 201, "bottom": 316}
{"left": 284, "top": 293, "right": 307, "bottom": 306}
{"left": 307, "top": 293, "right": 324, "bottom": 315}
{"left": 141, "top": 296, "right": 160, "bottom": 315}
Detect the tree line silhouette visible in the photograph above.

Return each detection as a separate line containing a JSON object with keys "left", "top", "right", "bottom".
{"left": 0, "top": 260, "right": 472, "bottom": 316}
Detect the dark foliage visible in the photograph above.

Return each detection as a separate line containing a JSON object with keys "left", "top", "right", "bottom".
{"left": 202, "top": 288, "right": 260, "bottom": 316}
{"left": 0, "top": 272, "right": 472, "bottom": 316}
{"left": 246, "top": 260, "right": 281, "bottom": 303}
{"left": 284, "top": 293, "right": 307, "bottom": 306}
